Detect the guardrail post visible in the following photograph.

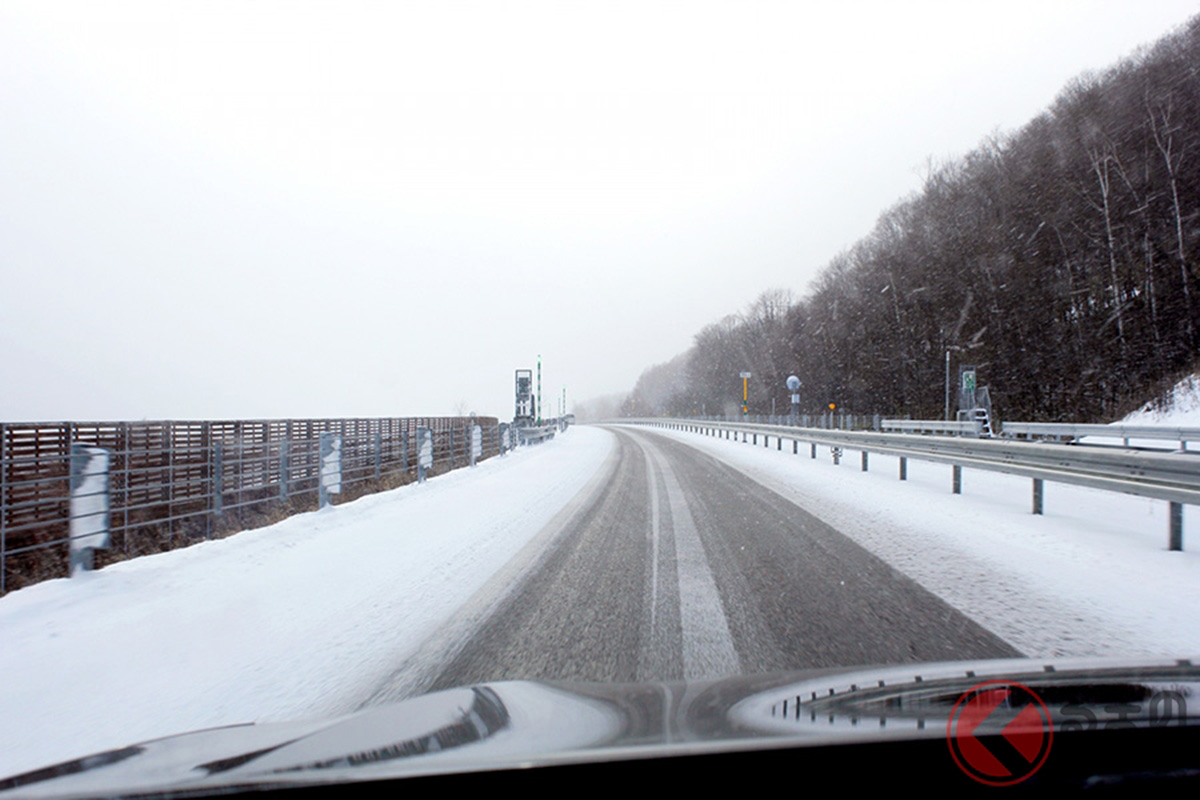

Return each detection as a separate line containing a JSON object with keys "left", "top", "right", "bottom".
{"left": 211, "top": 441, "right": 223, "bottom": 538}
{"left": 69, "top": 444, "right": 111, "bottom": 575}
{"left": 777, "top": 436, "right": 782, "bottom": 450}
{"left": 793, "top": 440, "right": 798, "bottom": 454}
{"left": 861, "top": 451, "right": 869, "bottom": 472}
{"left": 810, "top": 442, "right": 817, "bottom": 459}
{"left": 1169, "top": 502, "right": 1183, "bottom": 551}
{"left": 1032, "top": 479, "right": 1044, "bottom": 515}
{"left": 319, "top": 432, "right": 342, "bottom": 509}
{"left": 1, "top": 422, "right": 6, "bottom": 595}
{"left": 417, "top": 428, "right": 432, "bottom": 483}
{"left": 952, "top": 464, "right": 962, "bottom": 494}
{"left": 279, "top": 440, "right": 289, "bottom": 500}
{"left": 752, "top": 433, "right": 757, "bottom": 445}
{"left": 899, "top": 456, "right": 907, "bottom": 480}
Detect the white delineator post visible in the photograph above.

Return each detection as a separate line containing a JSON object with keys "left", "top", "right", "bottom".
{"left": 69, "top": 444, "right": 111, "bottom": 575}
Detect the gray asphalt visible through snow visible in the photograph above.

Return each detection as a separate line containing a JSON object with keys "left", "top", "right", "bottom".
{"left": 366, "top": 426, "right": 1020, "bottom": 703}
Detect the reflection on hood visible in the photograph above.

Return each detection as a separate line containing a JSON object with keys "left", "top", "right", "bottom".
{"left": 2, "top": 656, "right": 1198, "bottom": 798}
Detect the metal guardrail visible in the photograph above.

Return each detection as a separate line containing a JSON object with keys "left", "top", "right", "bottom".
{"left": 881, "top": 419, "right": 982, "bottom": 436}
{"left": 1001, "top": 422, "right": 1200, "bottom": 450}
{"left": 516, "top": 421, "right": 564, "bottom": 444}
{"left": 621, "top": 418, "right": 1198, "bottom": 551}
{"left": 877, "top": 419, "right": 1200, "bottom": 449}
{"left": 689, "top": 413, "right": 879, "bottom": 430}
{"left": 0, "top": 416, "right": 506, "bottom": 595}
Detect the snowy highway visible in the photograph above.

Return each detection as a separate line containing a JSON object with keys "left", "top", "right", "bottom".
{"left": 365, "top": 426, "right": 1017, "bottom": 702}
{"left": 3, "top": 422, "right": 1200, "bottom": 776}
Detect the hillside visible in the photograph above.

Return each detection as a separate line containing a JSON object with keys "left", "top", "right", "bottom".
{"left": 624, "top": 16, "right": 1200, "bottom": 424}
{"left": 1121, "top": 373, "right": 1200, "bottom": 426}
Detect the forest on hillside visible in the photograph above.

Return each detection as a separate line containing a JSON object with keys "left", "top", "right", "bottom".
{"left": 623, "top": 16, "right": 1200, "bottom": 423}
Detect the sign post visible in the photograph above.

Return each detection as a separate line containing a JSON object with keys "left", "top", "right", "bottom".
{"left": 786, "top": 375, "right": 801, "bottom": 425}
{"left": 740, "top": 372, "right": 752, "bottom": 416}
{"left": 959, "top": 365, "right": 978, "bottom": 417}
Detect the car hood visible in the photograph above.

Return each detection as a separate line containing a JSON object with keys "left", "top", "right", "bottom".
{"left": 3, "top": 654, "right": 1198, "bottom": 797}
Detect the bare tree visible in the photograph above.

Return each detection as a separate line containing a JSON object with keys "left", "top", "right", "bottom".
{"left": 1147, "top": 91, "right": 1193, "bottom": 336}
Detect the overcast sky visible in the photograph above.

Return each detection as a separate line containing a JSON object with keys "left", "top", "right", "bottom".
{"left": 2, "top": 1, "right": 1197, "bottom": 422}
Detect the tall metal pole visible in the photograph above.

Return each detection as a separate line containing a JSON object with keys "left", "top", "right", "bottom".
{"left": 944, "top": 350, "right": 951, "bottom": 421}
{"left": 537, "top": 354, "right": 542, "bottom": 425}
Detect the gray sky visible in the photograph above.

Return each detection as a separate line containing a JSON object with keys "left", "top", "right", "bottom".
{"left": 2, "top": 0, "right": 1197, "bottom": 422}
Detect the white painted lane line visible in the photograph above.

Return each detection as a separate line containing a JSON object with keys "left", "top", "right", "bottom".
{"left": 643, "top": 447, "right": 661, "bottom": 633}
{"left": 645, "top": 441, "right": 742, "bottom": 679}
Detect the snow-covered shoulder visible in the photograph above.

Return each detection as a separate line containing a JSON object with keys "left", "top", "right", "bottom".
{"left": 0, "top": 426, "right": 615, "bottom": 777}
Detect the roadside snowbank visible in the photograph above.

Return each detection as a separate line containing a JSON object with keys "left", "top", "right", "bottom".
{"left": 0, "top": 428, "right": 614, "bottom": 776}
{"left": 1120, "top": 373, "right": 1200, "bottom": 427}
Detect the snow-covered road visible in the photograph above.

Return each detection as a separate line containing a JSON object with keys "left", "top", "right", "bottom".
{"left": 3, "top": 418, "right": 1199, "bottom": 778}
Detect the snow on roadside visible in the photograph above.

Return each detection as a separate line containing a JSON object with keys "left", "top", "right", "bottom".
{"left": 630, "top": 423, "right": 1200, "bottom": 660}
{"left": 0, "top": 427, "right": 614, "bottom": 777}
{"left": 1120, "top": 374, "right": 1200, "bottom": 427}
{"left": 1075, "top": 373, "right": 1200, "bottom": 448}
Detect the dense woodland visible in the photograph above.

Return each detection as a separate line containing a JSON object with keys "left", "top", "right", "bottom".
{"left": 622, "top": 17, "right": 1200, "bottom": 423}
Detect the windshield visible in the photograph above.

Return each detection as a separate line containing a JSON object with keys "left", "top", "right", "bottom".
{"left": 2, "top": 0, "right": 1200, "bottom": 790}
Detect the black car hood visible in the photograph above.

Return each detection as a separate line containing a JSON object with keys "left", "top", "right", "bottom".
{"left": 3, "top": 655, "right": 1198, "bottom": 797}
